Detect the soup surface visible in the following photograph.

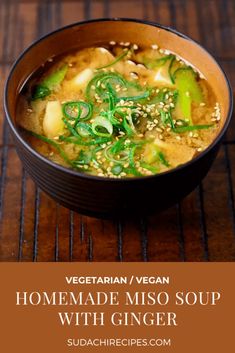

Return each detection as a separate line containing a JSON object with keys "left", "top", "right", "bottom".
{"left": 17, "top": 42, "right": 221, "bottom": 178}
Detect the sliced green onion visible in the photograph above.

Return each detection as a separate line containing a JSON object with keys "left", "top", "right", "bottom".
{"left": 97, "top": 50, "right": 129, "bottom": 70}
{"left": 123, "top": 116, "right": 134, "bottom": 136}
{"left": 158, "top": 151, "right": 170, "bottom": 167}
{"left": 73, "top": 150, "right": 92, "bottom": 165}
{"left": 173, "top": 124, "right": 214, "bottom": 133}
{"left": 129, "top": 145, "right": 138, "bottom": 168}
{"left": 144, "top": 54, "right": 174, "bottom": 69}
{"left": 86, "top": 72, "right": 126, "bottom": 101}
{"left": 168, "top": 55, "right": 176, "bottom": 84}
{"left": 110, "top": 137, "right": 126, "bottom": 154}
{"left": 23, "top": 130, "right": 78, "bottom": 168}
{"left": 117, "top": 90, "right": 150, "bottom": 102}
{"left": 59, "top": 135, "right": 111, "bottom": 146}
{"left": 160, "top": 110, "right": 168, "bottom": 125}
{"left": 78, "top": 101, "right": 93, "bottom": 121}
{"left": 62, "top": 118, "right": 79, "bottom": 137}
{"left": 62, "top": 118, "right": 80, "bottom": 137}
{"left": 104, "top": 145, "right": 129, "bottom": 164}
{"left": 63, "top": 101, "right": 81, "bottom": 120}
{"left": 125, "top": 166, "right": 143, "bottom": 177}
{"left": 166, "top": 110, "right": 175, "bottom": 129}
{"left": 76, "top": 122, "right": 94, "bottom": 137}
{"left": 92, "top": 116, "right": 113, "bottom": 137}
{"left": 140, "top": 162, "right": 159, "bottom": 173}
{"left": 62, "top": 101, "right": 93, "bottom": 124}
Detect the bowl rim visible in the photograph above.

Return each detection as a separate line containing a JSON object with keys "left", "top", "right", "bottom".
{"left": 4, "top": 17, "right": 234, "bottom": 183}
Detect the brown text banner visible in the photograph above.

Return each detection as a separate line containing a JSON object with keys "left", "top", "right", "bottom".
{"left": 0, "top": 263, "right": 234, "bottom": 352}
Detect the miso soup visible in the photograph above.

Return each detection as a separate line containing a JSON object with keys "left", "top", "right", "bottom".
{"left": 16, "top": 42, "right": 222, "bottom": 178}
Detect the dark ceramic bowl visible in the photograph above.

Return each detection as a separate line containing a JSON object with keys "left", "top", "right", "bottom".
{"left": 4, "top": 19, "right": 233, "bottom": 218}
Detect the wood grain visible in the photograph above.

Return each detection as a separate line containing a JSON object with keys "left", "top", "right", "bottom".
{"left": 0, "top": 0, "right": 234, "bottom": 262}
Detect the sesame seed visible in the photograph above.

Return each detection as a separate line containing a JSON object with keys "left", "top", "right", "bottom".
{"left": 137, "top": 64, "right": 145, "bottom": 69}
{"left": 130, "top": 72, "right": 138, "bottom": 79}
{"left": 151, "top": 44, "right": 158, "bottom": 49}
{"left": 109, "top": 41, "right": 116, "bottom": 45}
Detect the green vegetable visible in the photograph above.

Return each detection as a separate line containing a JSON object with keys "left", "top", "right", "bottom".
{"left": 97, "top": 50, "right": 129, "bottom": 70}
{"left": 109, "top": 137, "right": 126, "bottom": 154}
{"left": 173, "top": 124, "right": 214, "bottom": 133}
{"left": 123, "top": 116, "right": 135, "bottom": 136}
{"left": 158, "top": 151, "right": 170, "bottom": 167}
{"left": 125, "top": 166, "right": 143, "bottom": 177}
{"left": 73, "top": 150, "right": 92, "bottom": 165}
{"left": 145, "top": 54, "right": 174, "bottom": 69}
{"left": 23, "top": 129, "right": 79, "bottom": 169}
{"left": 117, "top": 90, "right": 150, "bottom": 102}
{"left": 59, "top": 135, "right": 112, "bottom": 146}
{"left": 164, "top": 110, "right": 175, "bottom": 129}
{"left": 62, "top": 118, "right": 80, "bottom": 137}
{"left": 168, "top": 55, "right": 176, "bottom": 84}
{"left": 32, "top": 64, "right": 68, "bottom": 100}
{"left": 111, "top": 164, "right": 123, "bottom": 175}
{"left": 143, "top": 143, "right": 169, "bottom": 167}
{"left": 140, "top": 162, "right": 158, "bottom": 173}
{"left": 104, "top": 145, "right": 129, "bottom": 164}
{"left": 86, "top": 72, "right": 126, "bottom": 101}
{"left": 43, "top": 64, "right": 68, "bottom": 90}
{"left": 76, "top": 122, "right": 94, "bottom": 137}
{"left": 129, "top": 145, "right": 138, "bottom": 168}
{"left": 62, "top": 101, "right": 93, "bottom": 125}
{"left": 32, "top": 85, "right": 50, "bottom": 100}
{"left": 92, "top": 116, "right": 113, "bottom": 137}
{"left": 174, "top": 67, "right": 203, "bottom": 122}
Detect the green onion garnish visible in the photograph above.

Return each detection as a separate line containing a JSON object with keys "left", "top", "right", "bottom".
{"left": 97, "top": 50, "right": 129, "bottom": 70}
{"left": 173, "top": 124, "right": 214, "bottom": 133}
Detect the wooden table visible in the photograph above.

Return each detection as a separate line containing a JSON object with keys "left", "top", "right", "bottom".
{"left": 0, "top": 0, "right": 235, "bottom": 262}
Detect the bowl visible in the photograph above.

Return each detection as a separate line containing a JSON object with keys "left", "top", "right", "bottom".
{"left": 4, "top": 18, "right": 233, "bottom": 218}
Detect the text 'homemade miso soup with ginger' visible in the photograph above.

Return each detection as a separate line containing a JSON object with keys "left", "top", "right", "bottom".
{"left": 16, "top": 42, "right": 222, "bottom": 178}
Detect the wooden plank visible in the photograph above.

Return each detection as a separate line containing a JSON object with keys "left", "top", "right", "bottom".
{"left": 202, "top": 148, "right": 235, "bottom": 261}
{"left": 20, "top": 175, "right": 37, "bottom": 261}
{"left": 0, "top": 148, "right": 22, "bottom": 261}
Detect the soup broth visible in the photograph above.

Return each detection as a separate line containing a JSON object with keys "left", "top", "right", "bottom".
{"left": 16, "top": 42, "right": 221, "bottom": 178}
